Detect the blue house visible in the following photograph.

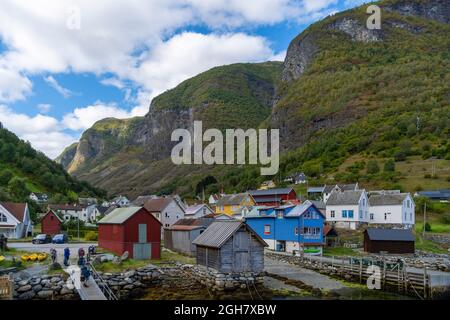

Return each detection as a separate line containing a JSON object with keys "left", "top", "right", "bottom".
{"left": 245, "top": 201, "right": 325, "bottom": 255}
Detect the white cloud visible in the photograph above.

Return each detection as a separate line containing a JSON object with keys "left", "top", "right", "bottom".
{"left": 0, "top": 67, "right": 32, "bottom": 102}
{"left": 43, "top": 75, "right": 73, "bottom": 98}
{"left": 37, "top": 103, "right": 52, "bottom": 113}
{"left": 100, "top": 77, "right": 125, "bottom": 89}
{"left": 0, "top": 105, "right": 75, "bottom": 158}
{"left": 131, "top": 32, "right": 275, "bottom": 97}
{"left": 270, "top": 50, "right": 287, "bottom": 62}
{"left": 62, "top": 102, "right": 135, "bottom": 131}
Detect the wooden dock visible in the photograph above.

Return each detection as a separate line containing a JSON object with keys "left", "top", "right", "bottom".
{"left": 76, "top": 276, "right": 107, "bottom": 300}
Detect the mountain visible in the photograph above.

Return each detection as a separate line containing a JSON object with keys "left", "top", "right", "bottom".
{"left": 58, "top": 0, "right": 450, "bottom": 198}
{"left": 0, "top": 124, "right": 105, "bottom": 204}
{"left": 57, "top": 62, "right": 282, "bottom": 196}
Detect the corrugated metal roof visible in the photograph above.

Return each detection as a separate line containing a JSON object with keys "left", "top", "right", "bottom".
{"left": 216, "top": 193, "right": 251, "bottom": 206}
{"left": 249, "top": 188, "right": 293, "bottom": 196}
{"left": 167, "top": 225, "right": 204, "bottom": 231}
{"left": 366, "top": 228, "right": 415, "bottom": 241}
{"left": 307, "top": 186, "right": 325, "bottom": 193}
{"left": 252, "top": 196, "right": 284, "bottom": 203}
{"left": 192, "top": 221, "right": 242, "bottom": 248}
{"left": 326, "top": 190, "right": 364, "bottom": 206}
{"left": 97, "top": 207, "right": 142, "bottom": 224}
{"left": 193, "top": 221, "right": 267, "bottom": 248}
{"left": 323, "top": 184, "right": 358, "bottom": 194}
{"left": 369, "top": 193, "right": 409, "bottom": 206}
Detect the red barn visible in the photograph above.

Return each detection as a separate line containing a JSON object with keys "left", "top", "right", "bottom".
{"left": 41, "top": 210, "right": 63, "bottom": 235}
{"left": 249, "top": 188, "right": 297, "bottom": 206}
{"left": 98, "top": 207, "right": 161, "bottom": 260}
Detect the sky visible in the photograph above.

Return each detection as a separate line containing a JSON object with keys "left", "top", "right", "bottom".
{"left": 0, "top": 0, "right": 368, "bottom": 159}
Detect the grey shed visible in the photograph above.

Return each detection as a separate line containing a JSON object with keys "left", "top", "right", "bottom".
{"left": 192, "top": 221, "right": 267, "bottom": 273}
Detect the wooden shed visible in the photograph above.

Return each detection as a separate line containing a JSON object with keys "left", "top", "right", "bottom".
{"left": 164, "top": 217, "right": 213, "bottom": 256}
{"left": 364, "top": 228, "right": 415, "bottom": 254}
{"left": 98, "top": 207, "right": 161, "bottom": 260}
{"left": 41, "top": 210, "right": 63, "bottom": 235}
{"left": 192, "top": 221, "right": 267, "bottom": 273}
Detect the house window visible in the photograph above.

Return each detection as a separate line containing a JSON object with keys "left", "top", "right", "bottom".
{"left": 359, "top": 209, "right": 363, "bottom": 219}
{"left": 294, "top": 227, "right": 299, "bottom": 236}
{"left": 277, "top": 211, "right": 283, "bottom": 219}
{"left": 50, "top": 216, "right": 54, "bottom": 221}
{"left": 342, "top": 210, "right": 347, "bottom": 218}
{"left": 330, "top": 210, "right": 335, "bottom": 218}
{"left": 348, "top": 210, "right": 354, "bottom": 218}
{"left": 264, "top": 225, "right": 271, "bottom": 235}
{"left": 410, "top": 213, "right": 412, "bottom": 221}
{"left": 384, "top": 213, "right": 388, "bottom": 220}
{"left": 0, "top": 213, "right": 7, "bottom": 222}
{"left": 407, "top": 200, "right": 410, "bottom": 208}
{"left": 165, "top": 212, "right": 169, "bottom": 218}
{"left": 370, "top": 213, "right": 374, "bottom": 220}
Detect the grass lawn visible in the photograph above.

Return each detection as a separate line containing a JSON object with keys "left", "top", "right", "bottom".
{"left": 415, "top": 235, "right": 448, "bottom": 254}
{"left": 93, "top": 249, "right": 195, "bottom": 273}
{"left": 323, "top": 247, "right": 362, "bottom": 257}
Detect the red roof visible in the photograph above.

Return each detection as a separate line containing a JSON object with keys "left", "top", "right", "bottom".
{"left": 167, "top": 225, "right": 203, "bottom": 231}
{"left": 0, "top": 202, "right": 26, "bottom": 222}
{"left": 143, "top": 198, "right": 173, "bottom": 212}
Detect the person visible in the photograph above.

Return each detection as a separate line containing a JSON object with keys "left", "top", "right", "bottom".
{"left": 50, "top": 248, "right": 57, "bottom": 264}
{"left": 63, "top": 247, "right": 70, "bottom": 266}
{"left": 78, "top": 247, "right": 86, "bottom": 266}
{"left": 80, "top": 265, "right": 91, "bottom": 287}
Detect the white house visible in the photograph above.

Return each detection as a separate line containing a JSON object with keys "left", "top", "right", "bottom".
{"left": 368, "top": 193, "right": 415, "bottom": 228}
{"left": 48, "top": 204, "right": 89, "bottom": 223}
{"left": 29, "top": 192, "right": 48, "bottom": 204}
{"left": 143, "top": 197, "right": 185, "bottom": 229}
{"left": 0, "top": 202, "right": 33, "bottom": 239}
{"left": 208, "top": 194, "right": 220, "bottom": 206}
{"left": 325, "top": 190, "right": 369, "bottom": 230}
{"left": 323, "top": 183, "right": 359, "bottom": 203}
{"left": 184, "top": 204, "right": 214, "bottom": 219}
{"left": 112, "top": 195, "right": 130, "bottom": 207}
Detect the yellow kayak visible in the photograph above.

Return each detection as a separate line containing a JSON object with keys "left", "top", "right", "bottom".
{"left": 21, "top": 254, "right": 30, "bottom": 261}
{"left": 37, "top": 253, "right": 47, "bottom": 261}
{"left": 0, "top": 255, "right": 5, "bottom": 262}
{"left": 29, "top": 253, "right": 38, "bottom": 261}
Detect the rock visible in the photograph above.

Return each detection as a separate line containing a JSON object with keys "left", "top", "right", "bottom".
{"left": 112, "top": 257, "right": 121, "bottom": 265}
{"left": 124, "top": 271, "right": 135, "bottom": 278}
{"left": 37, "top": 290, "right": 54, "bottom": 299}
{"left": 32, "top": 284, "right": 43, "bottom": 292}
{"left": 18, "top": 280, "right": 29, "bottom": 286}
{"left": 49, "top": 262, "right": 62, "bottom": 270}
{"left": 50, "top": 277, "right": 61, "bottom": 283}
{"left": 123, "top": 284, "right": 134, "bottom": 290}
{"left": 60, "top": 286, "right": 73, "bottom": 295}
{"left": 17, "top": 285, "right": 32, "bottom": 292}
{"left": 30, "top": 277, "right": 41, "bottom": 286}
{"left": 120, "top": 251, "right": 129, "bottom": 261}
{"left": 18, "top": 291, "right": 36, "bottom": 300}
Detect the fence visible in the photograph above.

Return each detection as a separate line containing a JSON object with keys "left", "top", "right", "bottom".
{"left": 0, "top": 275, "right": 13, "bottom": 300}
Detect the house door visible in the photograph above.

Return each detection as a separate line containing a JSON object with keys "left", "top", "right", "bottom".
{"left": 233, "top": 231, "right": 251, "bottom": 272}
{"left": 138, "top": 224, "right": 147, "bottom": 243}
{"left": 133, "top": 243, "right": 151, "bottom": 260}
{"left": 234, "top": 252, "right": 250, "bottom": 272}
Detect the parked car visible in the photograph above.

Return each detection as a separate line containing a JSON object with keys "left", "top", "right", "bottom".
{"left": 32, "top": 234, "right": 52, "bottom": 244}
{"left": 52, "top": 234, "right": 68, "bottom": 244}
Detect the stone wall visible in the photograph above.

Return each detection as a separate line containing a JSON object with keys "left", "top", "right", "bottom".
{"left": 13, "top": 274, "right": 78, "bottom": 300}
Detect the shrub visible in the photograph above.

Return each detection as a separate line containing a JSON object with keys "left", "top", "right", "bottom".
{"left": 366, "top": 159, "right": 380, "bottom": 174}
{"left": 424, "top": 222, "right": 432, "bottom": 232}
{"left": 84, "top": 231, "right": 98, "bottom": 241}
{"left": 383, "top": 159, "right": 395, "bottom": 172}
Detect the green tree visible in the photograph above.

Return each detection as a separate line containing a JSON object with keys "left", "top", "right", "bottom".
{"left": 366, "top": 159, "right": 380, "bottom": 174}
{"left": 8, "top": 177, "right": 29, "bottom": 200}
{"left": 0, "top": 169, "right": 14, "bottom": 186}
{"left": 383, "top": 159, "right": 396, "bottom": 172}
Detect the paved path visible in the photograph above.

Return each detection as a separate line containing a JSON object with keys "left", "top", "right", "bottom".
{"left": 264, "top": 256, "right": 347, "bottom": 291}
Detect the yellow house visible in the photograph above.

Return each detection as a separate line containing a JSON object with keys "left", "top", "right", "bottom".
{"left": 215, "top": 193, "right": 256, "bottom": 217}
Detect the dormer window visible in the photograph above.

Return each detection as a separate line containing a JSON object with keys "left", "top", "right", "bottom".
{"left": 277, "top": 211, "right": 284, "bottom": 219}
{"left": 0, "top": 213, "right": 7, "bottom": 222}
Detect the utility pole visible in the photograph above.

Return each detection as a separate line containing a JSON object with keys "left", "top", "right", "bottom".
{"left": 422, "top": 202, "right": 427, "bottom": 238}
{"left": 77, "top": 211, "right": 80, "bottom": 240}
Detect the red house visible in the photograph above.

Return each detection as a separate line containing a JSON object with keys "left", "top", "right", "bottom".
{"left": 41, "top": 210, "right": 63, "bottom": 235}
{"left": 249, "top": 188, "right": 297, "bottom": 206}
{"left": 98, "top": 207, "right": 161, "bottom": 260}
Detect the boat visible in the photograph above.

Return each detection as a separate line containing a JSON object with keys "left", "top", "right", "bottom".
{"left": 37, "top": 253, "right": 47, "bottom": 261}
{"left": 21, "top": 254, "right": 30, "bottom": 261}
{"left": 29, "top": 253, "right": 38, "bottom": 261}
{"left": 0, "top": 255, "right": 5, "bottom": 262}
